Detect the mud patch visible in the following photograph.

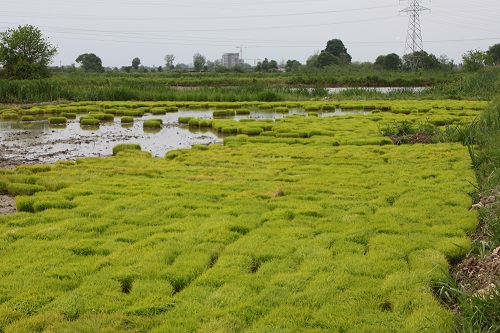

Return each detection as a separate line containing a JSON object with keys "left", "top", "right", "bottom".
{"left": 0, "top": 195, "right": 16, "bottom": 215}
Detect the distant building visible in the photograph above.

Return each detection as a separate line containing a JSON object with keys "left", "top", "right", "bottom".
{"left": 221, "top": 53, "right": 242, "bottom": 67}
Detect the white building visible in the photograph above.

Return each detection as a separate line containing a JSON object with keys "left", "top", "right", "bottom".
{"left": 221, "top": 53, "right": 242, "bottom": 67}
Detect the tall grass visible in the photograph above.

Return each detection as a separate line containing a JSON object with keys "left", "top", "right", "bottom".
{"left": 2, "top": 69, "right": 495, "bottom": 104}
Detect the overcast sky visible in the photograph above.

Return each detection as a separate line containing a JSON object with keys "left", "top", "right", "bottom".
{"left": 1, "top": 0, "right": 498, "bottom": 68}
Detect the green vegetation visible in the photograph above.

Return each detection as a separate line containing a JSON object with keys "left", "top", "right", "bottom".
{"left": 112, "top": 143, "right": 142, "bottom": 156}
{"left": 0, "top": 99, "right": 486, "bottom": 332}
{"left": 0, "top": 67, "right": 498, "bottom": 104}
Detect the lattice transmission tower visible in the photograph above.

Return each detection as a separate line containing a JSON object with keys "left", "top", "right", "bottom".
{"left": 400, "top": 0, "right": 430, "bottom": 71}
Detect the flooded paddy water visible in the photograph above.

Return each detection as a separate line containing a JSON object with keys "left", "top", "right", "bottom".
{"left": 0, "top": 107, "right": 368, "bottom": 168}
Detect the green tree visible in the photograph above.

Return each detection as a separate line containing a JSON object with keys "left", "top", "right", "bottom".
{"left": 462, "top": 49, "right": 488, "bottom": 72}
{"left": 268, "top": 59, "right": 279, "bottom": 71}
{"left": 0, "top": 25, "right": 57, "bottom": 79}
{"left": 193, "top": 53, "right": 206, "bottom": 72}
{"left": 486, "top": 43, "right": 500, "bottom": 65}
{"left": 76, "top": 53, "right": 104, "bottom": 72}
{"left": 285, "top": 59, "right": 302, "bottom": 72}
{"left": 317, "top": 51, "right": 340, "bottom": 68}
{"left": 324, "top": 39, "right": 351, "bottom": 64}
{"left": 375, "top": 53, "right": 401, "bottom": 70}
{"left": 402, "top": 51, "right": 440, "bottom": 71}
{"left": 132, "top": 57, "right": 141, "bottom": 70}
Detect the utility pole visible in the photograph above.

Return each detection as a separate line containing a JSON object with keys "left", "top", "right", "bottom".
{"left": 236, "top": 45, "right": 247, "bottom": 64}
{"left": 399, "top": 0, "right": 430, "bottom": 71}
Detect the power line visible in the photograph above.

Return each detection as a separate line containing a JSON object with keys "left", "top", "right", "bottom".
{"left": 400, "top": 0, "right": 430, "bottom": 70}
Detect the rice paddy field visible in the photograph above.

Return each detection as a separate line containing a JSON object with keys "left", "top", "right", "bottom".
{"left": 0, "top": 99, "right": 491, "bottom": 332}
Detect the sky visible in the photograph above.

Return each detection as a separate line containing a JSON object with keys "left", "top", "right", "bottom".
{"left": 1, "top": 0, "right": 498, "bottom": 68}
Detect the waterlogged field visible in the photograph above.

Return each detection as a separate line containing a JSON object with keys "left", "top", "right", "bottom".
{"left": 0, "top": 99, "right": 486, "bottom": 332}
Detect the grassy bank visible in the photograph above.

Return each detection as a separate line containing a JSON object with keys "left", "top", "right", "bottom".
{"left": 0, "top": 101, "right": 481, "bottom": 332}
{"left": 0, "top": 68, "right": 498, "bottom": 104}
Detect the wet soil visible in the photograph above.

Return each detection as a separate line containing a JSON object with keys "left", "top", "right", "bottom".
{"left": 0, "top": 195, "right": 16, "bottom": 215}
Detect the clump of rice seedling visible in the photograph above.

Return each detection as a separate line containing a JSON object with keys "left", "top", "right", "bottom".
{"left": 80, "top": 118, "right": 100, "bottom": 126}
{"left": 61, "top": 112, "right": 77, "bottom": 119}
{"left": 112, "top": 144, "right": 141, "bottom": 155}
{"left": 89, "top": 113, "right": 114, "bottom": 121}
{"left": 257, "top": 104, "right": 273, "bottom": 110}
{"left": 120, "top": 116, "right": 134, "bottom": 124}
{"left": 199, "top": 120, "right": 212, "bottom": 128}
{"left": 275, "top": 107, "right": 289, "bottom": 113}
{"left": 192, "top": 144, "right": 209, "bottom": 151}
{"left": 48, "top": 117, "right": 67, "bottom": 125}
{"left": 123, "top": 110, "right": 143, "bottom": 117}
{"left": 308, "top": 112, "right": 319, "bottom": 117}
{"left": 235, "top": 109, "right": 250, "bottom": 115}
{"left": 20, "top": 116, "right": 35, "bottom": 122}
{"left": 178, "top": 117, "right": 193, "bottom": 124}
{"left": 213, "top": 110, "right": 235, "bottom": 118}
{"left": 2, "top": 113, "right": 18, "bottom": 121}
{"left": 239, "top": 127, "right": 264, "bottom": 136}
{"left": 322, "top": 104, "right": 337, "bottom": 111}
{"left": 7, "top": 183, "right": 46, "bottom": 196}
{"left": 143, "top": 119, "right": 163, "bottom": 128}
{"left": 304, "top": 105, "right": 320, "bottom": 112}
{"left": 166, "top": 106, "right": 179, "bottom": 112}
{"left": 151, "top": 107, "right": 167, "bottom": 115}
{"left": 188, "top": 118, "right": 201, "bottom": 127}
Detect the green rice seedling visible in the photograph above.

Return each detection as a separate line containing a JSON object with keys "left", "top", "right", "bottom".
{"left": 7, "top": 183, "right": 45, "bottom": 196}
{"left": 235, "top": 108, "right": 250, "bottom": 115}
{"left": 308, "top": 112, "right": 319, "bottom": 117}
{"left": 198, "top": 120, "right": 212, "bottom": 128}
{"left": 143, "top": 119, "right": 163, "bottom": 128}
{"left": 123, "top": 110, "right": 143, "bottom": 117}
{"left": 239, "top": 119, "right": 255, "bottom": 123}
{"left": 61, "top": 113, "right": 77, "bottom": 119}
{"left": 166, "top": 106, "right": 179, "bottom": 112}
{"left": 275, "top": 107, "right": 289, "bottom": 113}
{"left": 120, "top": 116, "right": 134, "bottom": 124}
{"left": 188, "top": 118, "right": 201, "bottom": 127}
{"left": 304, "top": 105, "right": 320, "bottom": 112}
{"left": 89, "top": 113, "right": 114, "bottom": 121}
{"left": 150, "top": 107, "right": 167, "bottom": 115}
{"left": 112, "top": 144, "right": 141, "bottom": 155}
{"left": 178, "top": 117, "right": 193, "bottom": 124}
{"left": 221, "top": 126, "right": 238, "bottom": 134}
{"left": 48, "top": 117, "right": 67, "bottom": 125}
{"left": 20, "top": 116, "right": 35, "bottom": 122}
{"left": 80, "top": 118, "right": 100, "bottom": 126}
{"left": 257, "top": 104, "right": 273, "bottom": 110}
{"left": 239, "top": 127, "right": 264, "bottom": 136}
{"left": 1, "top": 112, "right": 18, "bottom": 120}
{"left": 322, "top": 104, "right": 337, "bottom": 111}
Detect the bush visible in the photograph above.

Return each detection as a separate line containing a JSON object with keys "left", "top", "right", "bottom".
{"left": 112, "top": 144, "right": 142, "bottom": 155}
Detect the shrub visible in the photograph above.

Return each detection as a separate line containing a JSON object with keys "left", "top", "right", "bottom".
{"left": 48, "top": 117, "right": 67, "bottom": 125}
{"left": 112, "top": 144, "right": 142, "bottom": 155}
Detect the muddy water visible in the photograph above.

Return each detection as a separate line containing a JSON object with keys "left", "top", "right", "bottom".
{"left": 0, "top": 108, "right": 367, "bottom": 168}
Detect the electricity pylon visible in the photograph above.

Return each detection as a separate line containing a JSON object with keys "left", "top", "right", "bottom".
{"left": 400, "top": 0, "right": 430, "bottom": 71}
